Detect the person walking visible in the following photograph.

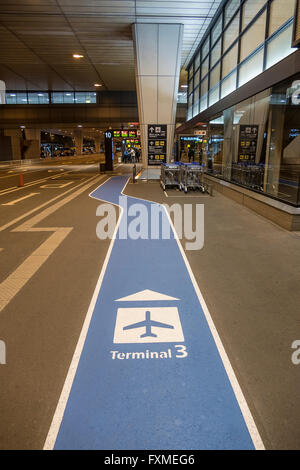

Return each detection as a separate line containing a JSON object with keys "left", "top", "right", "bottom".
{"left": 188, "top": 147, "right": 195, "bottom": 163}
{"left": 130, "top": 147, "right": 136, "bottom": 163}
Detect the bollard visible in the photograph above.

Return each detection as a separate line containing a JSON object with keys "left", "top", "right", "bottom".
{"left": 133, "top": 164, "right": 136, "bottom": 183}
{"left": 18, "top": 173, "right": 24, "bottom": 187}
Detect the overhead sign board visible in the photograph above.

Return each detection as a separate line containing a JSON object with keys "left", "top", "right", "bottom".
{"left": 148, "top": 124, "right": 167, "bottom": 165}
{"left": 238, "top": 125, "right": 259, "bottom": 163}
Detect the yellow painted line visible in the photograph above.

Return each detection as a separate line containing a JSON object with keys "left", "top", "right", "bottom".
{"left": 0, "top": 170, "right": 73, "bottom": 197}
{"left": 0, "top": 175, "right": 100, "bottom": 232}
{"left": 2, "top": 192, "right": 39, "bottom": 206}
{"left": 0, "top": 175, "right": 104, "bottom": 314}
{"left": 0, "top": 168, "right": 44, "bottom": 180}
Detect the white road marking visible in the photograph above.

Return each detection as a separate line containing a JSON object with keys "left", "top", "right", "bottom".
{"left": 0, "top": 175, "right": 104, "bottom": 314}
{"left": 44, "top": 177, "right": 122, "bottom": 450}
{"left": 2, "top": 192, "right": 39, "bottom": 206}
{"left": 0, "top": 171, "right": 73, "bottom": 197}
{"left": 40, "top": 182, "right": 74, "bottom": 189}
{"left": 115, "top": 289, "right": 179, "bottom": 302}
{"left": 0, "top": 175, "right": 99, "bottom": 233}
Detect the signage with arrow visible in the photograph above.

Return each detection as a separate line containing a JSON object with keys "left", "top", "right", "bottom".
{"left": 148, "top": 124, "right": 167, "bottom": 165}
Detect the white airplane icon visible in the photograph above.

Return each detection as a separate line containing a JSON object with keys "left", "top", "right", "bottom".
{"left": 123, "top": 310, "right": 174, "bottom": 338}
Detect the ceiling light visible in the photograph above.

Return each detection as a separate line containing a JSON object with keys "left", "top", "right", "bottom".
{"left": 94, "top": 83, "right": 102, "bottom": 87}
{"left": 73, "top": 54, "right": 84, "bottom": 59}
{"left": 181, "top": 85, "right": 188, "bottom": 88}
{"left": 77, "top": 125, "right": 82, "bottom": 128}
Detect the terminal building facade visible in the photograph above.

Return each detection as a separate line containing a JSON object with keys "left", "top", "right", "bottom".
{"left": 178, "top": 0, "right": 300, "bottom": 217}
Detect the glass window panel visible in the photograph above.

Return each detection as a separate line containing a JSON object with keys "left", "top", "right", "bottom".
{"left": 75, "top": 92, "right": 96, "bottom": 103}
{"left": 269, "top": 0, "right": 294, "bottom": 36}
{"left": 239, "top": 48, "right": 264, "bottom": 87}
{"left": 212, "top": 15, "right": 222, "bottom": 45}
{"left": 222, "top": 43, "right": 238, "bottom": 78}
{"left": 225, "top": 0, "right": 240, "bottom": 26}
{"left": 194, "top": 86, "right": 199, "bottom": 104}
{"left": 202, "top": 37, "right": 210, "bottom": 59}
{"left": 210, "top": 63, "right": 221, "bottom": 89}
{"left": 51, "top": 92, "right": 75, "bottom": 103}
{"left": 188, "top": 93, "right": 193, "bottom": 107}
{"left": 201, "top": 56, "right": 209, "bottom": 78}
{"left": 240, "top": 11, "right": 266, "bottom": 61}
{"left": 187, "top": 106, "right": 193, "bottom": 120}
{"left": 223, "top": 14, "right": 240, "bottom": 52}
{"left": 16, "top": 92, "right": 28, "bottom": 104}
{"left": 201, "top": 76, "right": 209, "bottom": 97}
{"left": 221, "top": 71, "right": 237, "bottom": 98}
{"left": 195, "top": 51, "right": 200, "bottom": 71}
{"left": 210, "top": 39, "right": 222, "bottom": 68}
{"left": 193, "top": 101, "right": 199, "bottom": 117}
{"left": 6, "top": 93, "right": 17, "bottom": 104}
{"left": 189, "top": 62, "right": 194, "bottom": 78}
{"left": 266, "top": 23, "right": 295, "bottom": 69}
{"left": 51, "top": 92, "right": 63, "bottom": 103}
{"left": 242, "top": 0, "right": 266, "bottom": 30}
{"left": 209, "top": 84, "right": 220, "bottom": 106}
{"left": 194, "top": 69, "right": 200, "bottom": 88}
{"left": 188, "top": 79, "right": 193, "bottom": 95}
{"left": 28, "top": 92, "right": 49, "bottom": 104}
{"left": 200, "top": 94, "right": 208, "bottom": 112}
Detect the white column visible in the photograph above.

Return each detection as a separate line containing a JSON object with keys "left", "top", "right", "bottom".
{"left": 133, "top": 23, "right": 183, "bottom": 166}
{"left": 74, "top": 129, "right": 83, "bottom": 156}
{"left": 94, "top": 136, "right": 101, "bottom": 154}
{"left": 0, "top": 80, "right": 6, "bottom": 104}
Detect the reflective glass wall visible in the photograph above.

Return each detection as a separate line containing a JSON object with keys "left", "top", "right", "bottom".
{"left": 187, "top": 0, "right": 296, "bottom": 120}
{"left": 5, "top": 91, "right": 97, "bottom": 104}
{"left": 204, "top": 74, "right": 300, "bottom": 206}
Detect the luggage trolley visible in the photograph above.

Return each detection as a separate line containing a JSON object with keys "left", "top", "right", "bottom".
{"left": 181, "top": 163, "right": 207, "bottom": 194}
{"left": 160, "top": 163, "right": 182, "bottom": 191}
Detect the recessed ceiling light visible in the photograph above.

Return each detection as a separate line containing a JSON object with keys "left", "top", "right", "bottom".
{"left": 73, "top": 54, "right": 84, "bottom": 59}
{"left": 94, "top": 83, "right": 102, "bottom": 87}
{"left": 181, "top": 85, "right": 188, "bottom": 88}
{"left": 77, "top": 125, "right": 82, "bottom": 127}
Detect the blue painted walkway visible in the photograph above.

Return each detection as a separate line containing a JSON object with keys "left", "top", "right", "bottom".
{"left": 54, "top": 176, "right": 257, "bottom": 450}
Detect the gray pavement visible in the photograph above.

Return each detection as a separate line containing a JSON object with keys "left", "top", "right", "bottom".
{"left": 0, "top": 160, "right": 299, "bottom": 449}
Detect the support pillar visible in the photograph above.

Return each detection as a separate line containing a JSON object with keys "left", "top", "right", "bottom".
{"left": 94, "top": 137, "right": 101, "bottom": 154}
{"left": 3, "top": 129, "right": 22, "bottom": 160}
{"left": 74, "top": 129, "right": 83, "bottom": 156}
{"left": 0, "top": 80, "right": 6, "bottom": 105}
{"left": 133, "top": 23, "right": 183, "bottom": 167}
{"left": 24, "top": 128, "right": 41, "bottom": 159}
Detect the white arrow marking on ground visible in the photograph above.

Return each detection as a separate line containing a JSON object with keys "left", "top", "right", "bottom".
{"left": 115, "top": 289, "right": 179, "bottom": 302}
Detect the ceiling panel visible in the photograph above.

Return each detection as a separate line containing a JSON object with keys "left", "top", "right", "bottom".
{"left": 0, "top": 0, "right": 222, "bottom": 90}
